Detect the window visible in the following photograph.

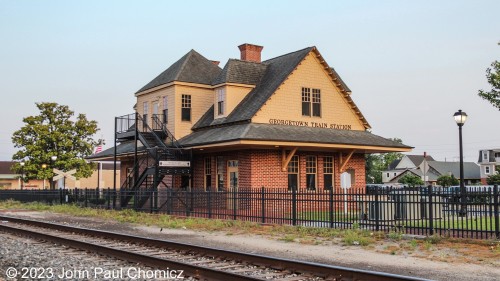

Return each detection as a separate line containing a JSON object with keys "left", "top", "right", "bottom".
{"left": 386, "top": 172, "right": 390, "bottom": 178}
{"left": 301, "top": 87, "right": 311, "bottom": 116}
{"left": 181, "top": 94, "right": 191, "bottom": 121}
{"left": 216, "top": 156, "right": 224, "bottom": 191}
{"left": 142, "top": 102, "right": 149, "bottom": 127}
{"left": 302, "top": 87, "right": 321, "bottom": 117}
{"left": 323, "top": 156, "right": 333, "bottom": 190}
{"left": 306, "top": 156, "right": 317, "bottom": 190}
{"left": 162, "top": 96, "right": 168, "bottom": 124}
{"left": 180, "top": 175, "right": 190, "bottom": 190}
{"left": 394, "top": 172, "right": 397, "bottom": 177}
{"left": 312, "top": 89, "right": 321, "bottom": 117}
{"left": 204, "top": 158, "right": 212, "bottom": 191}
{"left": 485, "top": 166, "right": 490, "bottom": 174}
{"left": 495, "top": 152, "right": 500, "bottom": 158}
{"left": 287, "top": 155, "right": 299, "bottom": 191}
{"left": 483, "top": 151, "right": 489, "bottom": 161}
{"left": 216, "top": 88, "right": 225, "bottom": 116}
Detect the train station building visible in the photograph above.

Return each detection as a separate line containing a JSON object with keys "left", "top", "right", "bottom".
{"left": 88, "top": 43, "right": 411, "bottom": 197}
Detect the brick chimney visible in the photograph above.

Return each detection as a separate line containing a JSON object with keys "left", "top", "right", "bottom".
{"left": 238, "top": 43, "right": 264, "bottom": 63}
{"left": 211, "top": 60, "right": 220, "bottom": 66}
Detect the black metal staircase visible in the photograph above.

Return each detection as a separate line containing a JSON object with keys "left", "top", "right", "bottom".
{"left": 114, "top": 113, "right": 191, "bottom": 209}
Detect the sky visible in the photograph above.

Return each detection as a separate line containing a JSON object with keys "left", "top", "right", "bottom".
{"left": 0, "top": 0, "right": 499, "bottom": 162}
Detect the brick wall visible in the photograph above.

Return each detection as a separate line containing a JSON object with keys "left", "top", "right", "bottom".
{"left": 191, "top": 149, "right": 366, "bottom": 191}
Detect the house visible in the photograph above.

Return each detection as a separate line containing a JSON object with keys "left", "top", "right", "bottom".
{"left": 0, "top": 161, "right": 118, "bottom": 189}
{"left": 88, "top": 43, "right": 411, "bottom": 202}
{"left": 383, "top": 155, "right": 481, "bottom": 185}
{"left": 382, "top": 155, "right": 435, "bottom": 183}
{"left": 478, "top": 149, "right": 500, "bottom": 184}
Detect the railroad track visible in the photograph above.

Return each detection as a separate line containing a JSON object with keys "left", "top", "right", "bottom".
{"left": 0, "top": 215, "right": 429, "bottom": 281}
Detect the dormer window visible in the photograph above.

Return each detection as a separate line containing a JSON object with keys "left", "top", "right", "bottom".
{"left": 483, "top": 151, "right": 489, "bottom": 161}
{"left": 216, "top": 88, "right": 226, "bottom": 116}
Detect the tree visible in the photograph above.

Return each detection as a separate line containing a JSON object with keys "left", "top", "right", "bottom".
{"left": 398, "top": 173, "right": 424, "bottom": 187}
{"left": 478, "top": 60, "right": 500, "bottom": 110}
{"left": 436, "top": 175, "right": 459, "bottom": 187}
{"left": 365, "top": 138, "right": 405, "bottom": 184}
{"left": 11, "top": 103, "right": 99, "bottom": 185}
{"left": 486, "top": 173, "right": 500, "bottom": 185}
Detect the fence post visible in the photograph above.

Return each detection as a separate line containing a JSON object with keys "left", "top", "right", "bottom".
{"left": 428, "top": 185, "right": 434, "bottom": 236}
{"left": 261, "top": 187, "right": 265, "bottom": 224}
{"left": 292, "top": 187, "right": 297, "bottom": 226}
{"left": 75, "top": 187, "right": 79, "bottom": 203}
{"left": 494, "top": 185, "right": 499, "bottom": 239}
{"left": 150, "top": 188, "right": 153, "bottom": 213}
{"left": 107, "top": 187, "right": 110, "bottom": 210}
{"left": 329, "top": 187, "right": 334, "bottom": 228}
{"left": 375, "top": 187, "right": 380, "bottom": 231}
{"left": 59, "top": 189, "right": 63, "bottom": 205}
{"left": 166, "top": 188, "right": 172, "bottom": 215}
{"left": 208, "top": 189, "right": 212, "bottom": 219}
{"left": 232, "top": 187, "right": 237, "bottom": 220}
{"left": 113, "top": 186, "right": 117, "bottom": 209}
{"left": 84, "top": 188, "right": 88, "bottom": 208}
{"left": 185, "top": 188, "right": 189, "bottom": 217}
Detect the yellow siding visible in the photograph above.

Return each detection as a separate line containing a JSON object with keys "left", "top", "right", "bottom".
{"left": 136, "top": 86, "right": 176, "bottom": 134}
{"left": 227, "top": 85, "right": 252, "bottom": 117}
{"left": 214, "top": 85, "right": 252, "bottom": 119}
{"left": 174, "top": 85, "right": 213, "bottom": 139}
{"left": 252, "top": 52, "right": 365, "bottom": 130}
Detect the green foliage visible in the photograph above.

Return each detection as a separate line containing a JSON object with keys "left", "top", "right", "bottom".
{"left": 436, "top": 175, "right": 459, "bottom": 187}
{"left": 478, "top": 61, "right": 500, "bottom": 110}
{"left": 365, "top": 138, "right": 404, "bottom": 184}
{"left": 486, "top": 173, "right": 500, "bottom": 185}
{"left": 398, "top": 173, "right": 424, "bottom": 187}
{"left": 11, "top": 102, "right": 99, "bottom": 181}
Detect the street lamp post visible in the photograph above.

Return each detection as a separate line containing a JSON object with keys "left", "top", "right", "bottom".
{"left": 50, "top": 155, "right": 57, "bottom": 189}
{"left": 19, "top": 162, "right": 25, "bottom": 190}
{"left": 454, "top": 109, "right": 468, "bottom": 216}
{"left": 42, "top": 164, "right": 47, "bottom": 189}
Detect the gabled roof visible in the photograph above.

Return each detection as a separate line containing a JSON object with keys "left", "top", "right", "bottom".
{"left": 194, "top": 46, "right": 369, "bottom": 130}
{"left": 193, "top": 47, "right": 313, "bottom": 129}
{"left": 136, "top": 49, "right": 222, "bottom": 94}
{"left": 212, "top": 59, "right": 268, "bottom": 85}
{"left": 406, "top": 155, "right": 435, "bottom": 167}
{"left": 427, "top": 161, "right": 480, "bottom": 180}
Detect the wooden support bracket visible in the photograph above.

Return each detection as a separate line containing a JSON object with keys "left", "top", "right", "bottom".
{"left": 339, "top": 150, "right": 355, "bottom": 172}
{"left": 281, "top": 147, "right": 298, "bottom": 172}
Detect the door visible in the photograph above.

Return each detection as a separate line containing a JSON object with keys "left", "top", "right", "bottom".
{"left": 227, "top": 160, "right": 238, "bottom": 209}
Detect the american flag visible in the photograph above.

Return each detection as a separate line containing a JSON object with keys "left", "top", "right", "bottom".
{"left": 94, "top": 145, "right": 103, "bottom": 154}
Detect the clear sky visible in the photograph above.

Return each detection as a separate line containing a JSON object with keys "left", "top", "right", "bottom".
{"left": 0, "top": 0, "right": 499, "bottom": 162}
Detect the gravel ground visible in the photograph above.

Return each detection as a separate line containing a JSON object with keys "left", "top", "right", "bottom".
{"left": 1, "top": 211, "right": 500, "bottom": 281}
{"left": 0, "top": 232, "right": 185, "bottom": 281}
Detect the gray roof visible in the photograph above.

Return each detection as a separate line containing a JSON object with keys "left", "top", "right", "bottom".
{"left": 330, "top": 67, "right": 351, "bottom": 93}
{"left": 179, "top": 123, "right": 412, "bottom": 149}
{"left": 406, "top": 155, "right": 435, "bottom": 166}
{"left": 212, "top": 59, "right": 268, "bottom": 85}
{"left": 136, "top": 50, "right": 221, "bottom": 93}
{"left": 427, "top": 161, "right": 480, "bottom": 180}
{"left": 193, "top": 47, "right": 314, "bottom": 129}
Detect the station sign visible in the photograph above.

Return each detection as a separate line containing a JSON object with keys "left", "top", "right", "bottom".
{"left": 159, "top": 161, "right": 191, "bottom": 167}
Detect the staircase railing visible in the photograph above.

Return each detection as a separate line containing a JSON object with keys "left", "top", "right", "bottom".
{"left": 151, "top": 114, "right": 182, "bottom": 149}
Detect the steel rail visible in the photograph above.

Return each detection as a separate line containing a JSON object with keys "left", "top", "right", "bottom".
{"left": 0, "top": 222, "right": 261, "bottom": 281}
{"left": 0, "top": 215, "right": 430, "bottom": 281}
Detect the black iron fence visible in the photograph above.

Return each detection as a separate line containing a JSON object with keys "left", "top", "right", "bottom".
{"left": 0, "top": 186, "right": 498, "bottom": 239}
